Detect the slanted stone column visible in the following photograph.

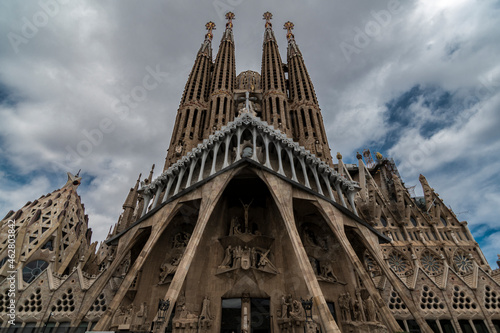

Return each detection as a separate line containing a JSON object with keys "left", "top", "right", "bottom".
{"left": 81, "top": 198, "right": 181, "bottom": 331}
{"left": 263, "top": 173, "right": 341, "bottom": 333}
{"left": 155, "top": 169, "right": 237, "bottom": 333}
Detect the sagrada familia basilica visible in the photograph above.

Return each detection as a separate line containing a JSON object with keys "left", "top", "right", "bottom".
{"left": 1, "top": 12, "right": 499, "bottom": 333}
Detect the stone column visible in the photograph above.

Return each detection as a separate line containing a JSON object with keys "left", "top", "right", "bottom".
{"left": 263, "top": 173, "right": 341, "bottom": 333}
{"left": 82, "top": 198, "right": 181, "bottom": 331}
{"left": 155, "top": 169, "right": 236, "bottom": 333}
{"left": 315, "top": 199, "right": 406, "bottom": 333}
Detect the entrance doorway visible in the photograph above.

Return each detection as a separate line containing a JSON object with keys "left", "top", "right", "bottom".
{"left": 221, "top": 298, "right": 270, "bottom": 333}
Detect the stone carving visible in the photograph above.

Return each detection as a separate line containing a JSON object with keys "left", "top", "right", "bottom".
{"left": 240, "top": 198, "right": 254, "bottom": 234}
{"left": 218, "top": 245, "right": 278, "bottom": 273}
{"left": 219, "top": 245, "right": 233, "bottom": 268}
{"left": 353, "top": 300, "right": 362, "bottom": 321}
{"left": 318, "top": 261, "right": 338, "bottom": 282}
{"left": 305, "top": 321, "right": 320, "bottom": 333}
{"left": 364, "top": 296, "right": 376, "bottom": 322}
{"left": 280, "top": 295, "right": 290, "bottom": 318}
{"left": 197, "top": 296, "right": 213, "bottom": 329}
{"left": 278, "top": 295, "right": 305, "bottom": 321}
{"left": 134, "top": 302, "right": 149, "bottom": 330}
{"left": 339, "top": 293, "right": 353, "bottom": 321}
{"left": 173, "top": 232, "right": 191, "bottom": 248}
{"left": 159, "top": 256, "right": 181, "bottom": 284}
{"left": 303, "top": 226, "right": 327, "bottom": 250}
{"left": 257, "top": 249, "right": 279, "bottom": 273}
{"left": 290, "top": 300, "right": 306, "bottom": 320}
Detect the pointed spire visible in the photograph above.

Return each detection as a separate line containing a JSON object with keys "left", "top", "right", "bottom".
{"left": 207, "top": 11, "right": 237, "bottom": 132}
{"left": 284, "top": 21, "right": 301, "bottom": 58}
{"left": 221, "top": 12, "right": 235, "bottom": 43}
{"left": 147, "top": 164, "right": 155, "bottom": 184}
{"left": 205, "top": 21, "right": 216, "bottom": 41}
{"left": 263, "top": 12, "right": 276, "bottom": 42}
{"left": 198, "top": 21, "right": 216, "bottom": 57}
{"left": 134, "top": 173, "right": 142, "bottom": 190}
{"left": 119, "top": 172, "right": 143, "bottom": 232}
{"left": 164, "top": 23, "right": 215, "bottom": 170}
{"left": 285, "top": 21, "right": 332, "bottom": 165}
{"left": 260, "top": 12, "right": 290, "bottom": 134}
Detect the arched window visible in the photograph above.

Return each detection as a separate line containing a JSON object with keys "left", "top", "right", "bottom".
{"left": 440, "top": 217, "right": 448, "bottom": 227}
{"left": 380, "top": 217, "right": 388, "bottom": 227}
{"left": 22, "top": 260, "right": 49, "bottom": 283}
{"left": 410, "top": 217, "right": 418, "bottom": 227}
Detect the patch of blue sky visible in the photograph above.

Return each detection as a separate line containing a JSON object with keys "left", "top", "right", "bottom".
{"left": 0, "top": 82, "right": 20, "bottom": 107}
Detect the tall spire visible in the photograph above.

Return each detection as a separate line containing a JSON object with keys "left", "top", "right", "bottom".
{"left": 117, "top": 173, "right": 141, "bottom": 232}
{"left": 285, "top": 21, "right": 333, "bottom": 165}
{"left": 207, "top": 12, "right": 237, "bottom": 132}
{"left": 164, "top": 23, "right": 215, "bottom": 171}
{"left": 260, "top": 12, "right": 291, "bottom": 135}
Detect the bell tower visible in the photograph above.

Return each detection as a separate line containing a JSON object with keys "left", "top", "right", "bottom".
{"left": 164, "top": 21, "right": 215, "bottom": 171}
{"left": 207, "top": 12, "right": 237, "bottom": 132}
{"left": 260, "top": 12, "right": 291, "bottom": 136}
{"left": 285, "top": 21, "right": 333, "bottom": 165}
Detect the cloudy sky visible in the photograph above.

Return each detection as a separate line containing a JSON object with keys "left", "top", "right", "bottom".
{"left": 1, "top": 0, "right": 499, "bottom": 265}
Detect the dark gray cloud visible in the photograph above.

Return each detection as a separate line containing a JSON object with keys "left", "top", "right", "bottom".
{"left": 1, "top": 0, "right": 499, "bottom": 264}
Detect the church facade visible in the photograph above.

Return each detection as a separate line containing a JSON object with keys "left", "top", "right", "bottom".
{"left": 1, "top": 12, "right": 500, "bottom": 333}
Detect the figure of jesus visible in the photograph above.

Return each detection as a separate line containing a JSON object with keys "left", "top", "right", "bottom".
{"left": 239, "top": 198, "right": 254, "bottom": 233}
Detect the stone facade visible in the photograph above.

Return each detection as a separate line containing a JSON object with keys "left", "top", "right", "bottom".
{"left": 1, "top": 12, "right": 500, "bottom": 333}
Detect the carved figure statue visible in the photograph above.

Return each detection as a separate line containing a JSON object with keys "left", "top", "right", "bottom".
{"left": 250, "top": 247, "right": 257, "bottom": 268}
{"left": 305, "top": 321, "right": 319, "bottom": 333}
{"left": 289, "top": 300, "right": 306, "bottom": 320}
{"left": 233, "top": 246, "right": 243, "bottom": 268}
{"left": 239, "top": 198, "right": 254, "bottom": 233}
{"left": 179, "top": 305, "right": 198, "bottom": 320}
{"left": 199, "top": 296, "right": 213, "bottom": 321}
{"left": 319, "top": 261, "right": 338, "bottom": 282}
{"left": 233, "top": 217, "right": 242, "bottom": 235}
{"left": 257, "top": 249, "right": 278, "bottom": 273}
{"left": 174, "top": 232, "right": 190, "bottom": 248}
{"left": 340, "top": 293, "right": 353, "bottom": 321}
{"left": 219, "top": 245, "right": 233, "bottom": 268}
{"left": 159, "top": 257, "right": 181, "bottom": 283}
{"left": 364, "top": 297, "right": 376, "bottom": 322}
{"left": 280, "top": 295, "right": 290, "bottom": 318}
{"left": 353, "top": 300, "right": 362, "bottom": 321}
{"left": 309, "top": 257, "right": 319, "bottom": 275}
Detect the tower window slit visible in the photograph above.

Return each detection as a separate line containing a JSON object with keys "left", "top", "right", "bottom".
{"left": 191, "top": 109, "right": 198, "bottom": 128}
{"left": 309, "top": 109, "right": 317, "bottom": 138}
{"left": 183, "top": 109, "right": 190, "bottom": 129}
{"left": 216, "top": 97, "right": 220, "bottom": 115}
{"left": 300, "top": 109, "right": 308, "bottom": 138}
{"left": 317, "top": 113, "right": 327, "bottom": 144}
{"left": 199, "top": 110, "right": 206, "bottom": 138}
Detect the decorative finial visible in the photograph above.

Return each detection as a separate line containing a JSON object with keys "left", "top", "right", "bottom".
{"left": 284, "top": 21, "right": 295, "bottom": 40}
{"left": 263, "top": 12, "right": 273, "bottom": 28}
{"left": 205, "top": 21, "right": 216, "bottom": 41}
{"left": 356, "top": 152, "right": 362, "bottom": 160}
{"left": 336, "top": 152, "right": 342, "bottom": 160}
{"left": 376, "top": 152, "right": 383, "bottom": 160}
{"left": 225, "top": 12, "right": 235, "bottom": 29}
